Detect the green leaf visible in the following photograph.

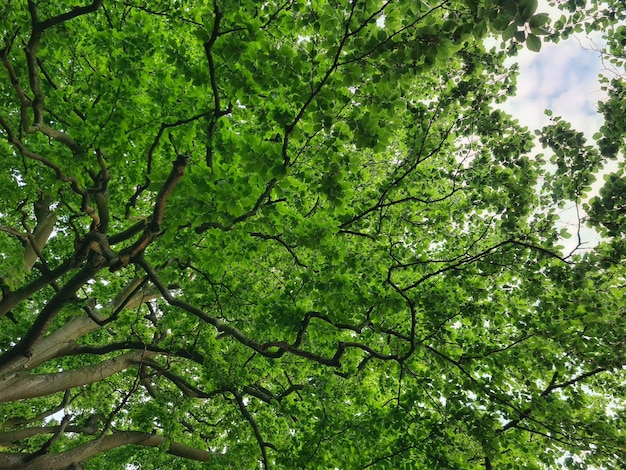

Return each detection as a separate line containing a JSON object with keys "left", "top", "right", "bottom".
{"left": 501, "top": 0, "right": 518, "bottom": 18}
{"left": 529, "top": 12, "right": 550, "bottom": 28}
{"left": 491, "top": 16, "right": 512, "bottom": 32}
{"left": 519, "top": 0, "right": 539, "bottom": 20}
{"left": 514, "top": 30, "right": 527, "bottom": 42}
{"left": 502, "top": 24, "right": 517, "bottom": 41}
{"left": 527, "top": 33, "right": 542, "bottom": 51}
{"left": 530, "top": 26, "right": 551, "bottom": 36}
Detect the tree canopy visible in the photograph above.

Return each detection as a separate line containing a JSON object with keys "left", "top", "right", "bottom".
{"left": 1, "top": 0, "right": 625, "bottom": 468}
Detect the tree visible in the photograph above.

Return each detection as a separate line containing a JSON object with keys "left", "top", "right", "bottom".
{"left": 0, "top": 0, "right": 624, "bottom": 468}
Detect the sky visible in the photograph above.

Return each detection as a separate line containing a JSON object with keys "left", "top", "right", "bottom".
{"left": 499, "top": 24, "right": 612, "bottom": 253}
{"left": 501, "top": 34, "right": 607, "bottom": 136}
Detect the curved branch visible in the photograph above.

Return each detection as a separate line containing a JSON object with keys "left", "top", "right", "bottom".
{"left": 499, "top": 367, "right": 609, "bottom": 433}
{"left": 113, "top": 156, "right": 189, "bottom": 270}
{"left": 138, "top": 257, "right": 351, "bottom": 367}
{"left": 22, "top": 0, "right": 88, "bottom": 152}
{"left": 195, "top": 179, "right": 277, "bottom": 233}
{"left": 0, "top": 260, "right": 74, "bottom": 319}
{"left": 233, "top": 391, "right": 270, "bottom": 470}
{"left": 108, "top": 220, "right": 148, "bottom": 245}
{"left": 203, "top": 4, "right": 226, "bottom": 167}
{"left": 143, "top": 360, "right": 224, "bottom": 399}
{"left": 0, "top": 430, "right": 213, "bottom": 470}
{"left": 0, "top": 424, "right": 98, "bottom": 447}
{"left": 0, "top": 350, "right": 155, "bottom": 404}
{"left": 36, "top": 0, "right": 103, "bottom": 32}
{"left": 1, "top": 391, "right": 71, "bottom": 431}
{"left": 0, "top": 263, "right": 99, "bottom": 370}
{"left": 249, "top": 231, "right": 307, "bottom": 267}
{"left": 136, "top": 257, "right": 282, "bottom": 357}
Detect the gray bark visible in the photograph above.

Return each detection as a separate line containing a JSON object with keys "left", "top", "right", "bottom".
{"left": 0, "top": 431, "right": 213, "bottom": 469}
{"left": 0, "top": 350, "right": 155, "bottom": 403}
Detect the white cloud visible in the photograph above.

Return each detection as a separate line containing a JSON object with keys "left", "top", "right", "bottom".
{"left": 499, "top": 29, "right": 611, "bottom": 251}
{"left": 502, "top": 32, "right": 607, "bottom": 137}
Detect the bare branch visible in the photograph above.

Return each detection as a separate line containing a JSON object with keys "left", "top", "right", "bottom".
{"left": 0, "top": 350, "right": 156, "bottom": 404}
{"left": 233, "top": 391, "right": 270, "bottom": 470}
{"left": 37, "top": 1, "right": 104, "bottom": 31}
{"left": 0, "top": 430, "right": 213, "bottom": 469}
{"left": 113, "top": 156, "right": 189, "bottom": 270}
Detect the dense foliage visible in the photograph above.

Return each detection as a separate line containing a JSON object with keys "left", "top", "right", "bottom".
{"left": 0, "top": 0, "right": 624, "bottom": 468}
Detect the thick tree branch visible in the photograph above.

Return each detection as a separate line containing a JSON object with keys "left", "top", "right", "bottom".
{"left": 1, "top": 391, "right": 71, "bottom": 431}
{"left": 113, "top": 156, "right": 189, "bottom": 270}
{"left": 0, "top": 263, "right": 99, "bottom": 370}
{"left": 0, "top": 424, "right": 99, "bottom": 447}
{"left": 3, "top": 276, "right": 179, "bottom": 374}
{"left": 108, "top": 220, "right": 148, "bottom": 245}
{"left": 0, "top": 260, "right": 73, "bottom": 319}
{"left": 0, "top": 430, "right": 213, "bottom": 469}
{"left": 0, "top": 314, "right": 101, "bottom": 373}
{"left": 36, "top": 0, "right": 104, "bottom": 32}
{"left": 0, "top": 350, "right": 155, "bottom": 404}
{"left": 90, "top": 149, "right": 111, "bottom": 233}
{"left": 23, "top": 195, "right": 57, "bottom": 271}
{"left": 203, "top": 4, "right": 225, "bottom": 167}
{"left": 23, "top": 0, "right": 83, "bottom": 151}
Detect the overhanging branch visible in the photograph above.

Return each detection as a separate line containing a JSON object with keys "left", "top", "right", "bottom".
{"left": 0, "top": 429, "right": 213, "bottom": 470}
{"left": 113, "top": 155, "right": 189, "bottom": 270}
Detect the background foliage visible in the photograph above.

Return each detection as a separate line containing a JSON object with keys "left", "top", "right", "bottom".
{"left": 0, "top": 0, "right": 625, "bottom": 468}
